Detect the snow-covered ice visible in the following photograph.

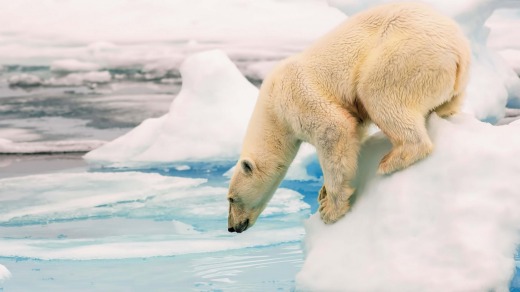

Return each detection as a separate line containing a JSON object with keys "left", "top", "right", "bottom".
{"left": 297, "top": 114, "right": 520, "bottom": 291}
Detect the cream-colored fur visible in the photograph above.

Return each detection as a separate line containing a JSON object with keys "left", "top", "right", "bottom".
{"left": 227, "top": 2, "right": 471, "bottom": 231}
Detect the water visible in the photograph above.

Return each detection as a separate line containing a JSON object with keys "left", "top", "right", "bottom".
{"left": 2, "top": 244, "right": 303, "bottom": 291}
{"left": 0, "top": 66, "right": 519, "bottom": 291}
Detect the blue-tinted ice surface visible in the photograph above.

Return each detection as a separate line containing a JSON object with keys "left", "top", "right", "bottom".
{"left": 2, "top": 244, "right": 303, "bottom": 291}
{"left": 1, "top": 161, "right": 518, "bottom": 291}
{"left": 0, "top": 161, "right": 317, "bottom": 291}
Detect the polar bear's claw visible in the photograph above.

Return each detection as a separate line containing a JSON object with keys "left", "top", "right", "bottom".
{"left": 318, "top": 186, "right": 351, "bottom": 224}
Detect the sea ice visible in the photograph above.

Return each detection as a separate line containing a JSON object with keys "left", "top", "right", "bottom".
{"left": 297, "top": 114, "right": 520, "bottom": 291}
{"left": 50, "top": 59, "right": 101, "bottom": 72}
{"left": 487, "top": 8, "right": 520, "bottom": 75}
{"left": 0, "top": 264, "right": 11, "bottom": 283}
{"left": 0, "top": 172, "right": 309, "bottom": 260}
{"left": 0, "top": 138, "right": 105, "bottom": 154}
{"left": 8, "top": 71, "right": 111, "bottom": 87}
{"left": 7, "top": 73, "right": 42, "bottom": 87}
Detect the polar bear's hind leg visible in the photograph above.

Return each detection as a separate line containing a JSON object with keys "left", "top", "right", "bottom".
{"left": 378, "top": 111, "right": 433, "bottom": 174}
{"left": 434, "top": 92, "right": 464, "bottom": 118}
{"left": 366, "top": 99, "right": 434, "bottom": 175}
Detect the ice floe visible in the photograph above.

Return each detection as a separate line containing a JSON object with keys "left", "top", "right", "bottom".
{"left": 297, "top": 114, "right": 520, "bottom": 291}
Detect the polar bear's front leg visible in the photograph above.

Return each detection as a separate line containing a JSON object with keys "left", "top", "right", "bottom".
{"left": 314, "top": 111, "right": 360, "bottom": 224}
{"left": 318, "top": 184, "right": 354, "bottom": 224}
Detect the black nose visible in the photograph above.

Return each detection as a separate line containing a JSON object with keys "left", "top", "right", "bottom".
{"left": 234, "top": 219, "right": 249, "bottom": 233}
{"left": 228, "top": 227, "right": 235, "bottom": 233}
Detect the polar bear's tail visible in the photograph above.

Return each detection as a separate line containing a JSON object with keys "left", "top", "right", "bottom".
{"left": 434, "top": 41, "right": 471, "bottom": 118}
{"left": 453, "top": 48, "right": 471, "bottom": 98}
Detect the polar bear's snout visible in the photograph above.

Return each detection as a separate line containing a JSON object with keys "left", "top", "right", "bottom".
{"left": 228, "top": 218, "right": 249, "bottom": 233}
{"left": 227, "top": 203, "right": 250, "bottom": 233}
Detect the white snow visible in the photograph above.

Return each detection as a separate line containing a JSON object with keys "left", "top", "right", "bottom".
{"left": 297, "top": 114, "right": 520, "bottom": 291}
{"left": 0, "top": 138, "right": 105, "bottom": 154}
{"left": 0, "top": 172, "right": 309, "bottom": 260}
{"left": 0, "top": 264, "right": 11, "bottom": 283}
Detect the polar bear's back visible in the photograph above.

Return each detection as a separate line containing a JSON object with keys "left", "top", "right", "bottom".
{"left": 300, "top": 2, "right": 470, "bottom": 110}
{"left": 306, "top": 2, "right": 466, "bottom": 56}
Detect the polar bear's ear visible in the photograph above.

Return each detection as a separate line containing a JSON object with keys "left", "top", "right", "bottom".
{"left": 240, "top": 158, "right": 256, "bottom": 176}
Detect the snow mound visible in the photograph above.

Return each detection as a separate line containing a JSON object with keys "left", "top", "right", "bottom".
{"left": 0, "top": 138, "right": 105, "bottom": 154}
{"left": 85, "top": 50, "right": 258, "bottom": 166}
{"left": 297, "top": 114, "right": 520, "bottom": 291}
{"left": 328, "top": 0, "right": 520, "bottom": 122}
{"left": 0, "top": 264, "right": 10, "bottom": 283}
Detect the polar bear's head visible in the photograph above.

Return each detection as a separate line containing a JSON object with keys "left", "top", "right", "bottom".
{"left": 227, "top": 156, "right": 287, "bottom": 233}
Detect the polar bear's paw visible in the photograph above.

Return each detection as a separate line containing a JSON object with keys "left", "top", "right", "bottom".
{"left": 318, "top": 186, "right": 352, "bottom": 224}
{"left": 377, "top": 142, "right": 433, "bottom": 175}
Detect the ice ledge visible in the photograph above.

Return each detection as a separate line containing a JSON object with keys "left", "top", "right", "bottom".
{"left": 297, "top": 114, "right": 520, "bottom": 291}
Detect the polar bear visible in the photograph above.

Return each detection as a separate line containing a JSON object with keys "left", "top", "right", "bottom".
{"left": 227, "top": 2, "right": 470, "bottom": 232}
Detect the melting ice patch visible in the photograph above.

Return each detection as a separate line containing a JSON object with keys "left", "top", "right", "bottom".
{"left": 297, "top": 114, "right": 520, "bottom": 291}
{"left": 0, "top": 172, "right": 309, "bottom": 260}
